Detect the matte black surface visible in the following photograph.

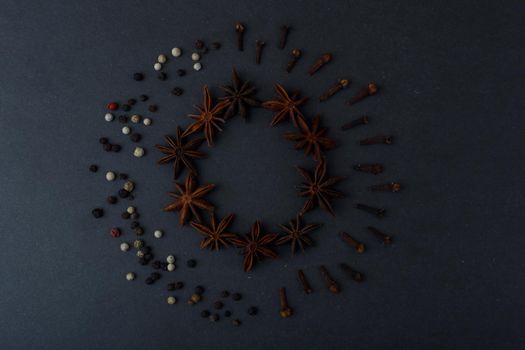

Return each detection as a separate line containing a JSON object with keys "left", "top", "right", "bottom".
{"left": 1, "top": 1, "right": 523, "bottom": 349}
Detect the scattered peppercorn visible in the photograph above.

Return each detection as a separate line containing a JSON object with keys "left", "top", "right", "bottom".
{"left": 220, "top": 290, "right": 230, "bottom": 298}
{"left": 110, "top": 228, "right": 121, "bottom": 238}
{"left": 143, "top": 118, "right": 152, "bottom": 126}
{"left": 133, "top": 73, "right": 144, "bottom": 81}
{"left": 167, "top": 296, "right": 177, "bottom": 305}
{"left": 213, "top": 301, "right": 224, "bottom": 310}
{"left": 130, "top": 114, "right": 141, "bottom": 123}
{"left": 105, "top": 171, "right": 116, "bottom": 181}
{"left": 121, "top": 104, "right": 131, "bottom": 112}
{"left": 120, "top": 242, "right": 130, "bottom": 252}
{"left": 103, "top": 144, "right": 112, "bottom": 152}
{"left": 119, "top": 173, "right": 128, "bottom": 180}
{"left": 133, "top": 147, "right": 145, "bottom": 158}
{"left": 167, "top": 283, "right": 176, "bottom": 291}
{"left": 171, "top": 87, "right": 183, "bottom": 96}
{"left": 123, "top": 181, "right": 134, "bottom": 192}
{"left": 212, "top": 42, "right": 221, "bottom": 50}
{"left": 145, "top": 277, "right": 154, "bottom": 285}
{"left": 154, "top": 62, "right": 162, "bottom": 71}
{"left": 232, "top": 319, "right": 241, "bottom": 326}
{"left": 89, "top": 164, "right": 98, "bottom": 172}
{"left": 107, "top": 102, "right": 119, "bottom": 111}
{"left": 118, "top": 115, "right": 128, "bottom": 123}
{"left": 209, "top": 314, "right": 220, "bottom": 322}
{"left": 134, "top": 226, "right": 144, "bottom": 235}
{"left": 189, "top": 293, "right": 202, "bottom": 304}
{"left": 231, "top": 293, "right": 242, "bottom": 301}
{"left": 92, "top": 208, "right": 104, "bottom": 218}
{"left": 194, "top": 285, "right": 205, "bottom": 294}
{"left": 130, "top": 133, "right": 142, "bottom": 142}
{"left": 126, "top": 272, "right": 136, "bottom": 281}
{"left": 151, "top": 272, "right": 161, "bottom": 281}
{"left": 171, "top": 47, "right": 182, "bottom": 57}
{"left": 121, "top": 212, "right": 130, "bottom": 219}
{"left": 99, "top": 137, "right": 109, "bottom": 144}
{"left": 247, "top": 306, "right": 258, "bottom": 316}
{"left": 111, "top": 144, "right": 121, "bottom": 152}
{"left": 127, "top": 98, "right": 136, "bottom": 105}
{"left": 130, "top": 221, "right": 140, "bottom": 229}
{"left": 157, "top": 72, "right": 167, "bottom": 81}
{"left": 122, "top": 126, "right": 131, "bottom": 135}
{"left": 107, "top": 195, "right": 117, "bottom": 204}
{"left": 201, "top": 310, "right": 211, "bottom": 318}
{"left": 139, "top": 94, "right": 148, "bottom": 101}
{"left": 148, "top": 105, "right": 157, "bottom": 112}
{"left": 195, "top": 40, "right": 204, "bottom": 49}
{"left": 133, "top": 239, "right": 144, "bottom": 249}
{"left": 193, "top": 62, "right": 202, "bottom": 71}
{"left": 224, "top": 310, "right": 232, "bottom": 317}
{"left": 175, "top": 281, "right": 184, "bottom": 289}
{"left": 176, "top": 69, "right": 186, "bottom": 76}
{"left": 152, "top": 261, "right": 161, "bottom": 269}
{"left": 104, "top": 113, "right": 114, "bottom": 122}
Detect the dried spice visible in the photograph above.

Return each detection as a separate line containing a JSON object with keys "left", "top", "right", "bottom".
{"left": 308, "top": 53, "right": 332, "bottom": 75}
{"left": 297, "top": 269, "right": 313, "bottom": 294}
{"left": 286, "top": 48, "right": 301, "bottom": 73}
{"left": 319, "top": 79, "right": 349, "bottom": 102}
{"left": 279, "top": 287, "right": 293, "bottom": 318}
{"left": 276, "top": 214, "right": 321, "bottom": 255}
{"left": 230, "top": 221, "right": 278, "bottom": 272}
{"left": 262, "top": 84, "right": 307, "bottom": 127}
{"left": 219, "top": 68, "right": 259, "bottom": 120}
{"left": 163, "top": 175, "right": 215, "bottom": 225}
{"left": 255, "top": 40, "right": 265, "bottom": 64}
{"left": 347, "top": 82, "right": 378, "bottom": 106}
{"left": 284, "top": 115, "right": 336, "bottom": 161}
{"left": 182, "top": 85, "right": 229, "bottom": 146}
{"left": 296, "top": 158, "right": 344, "bottom": 216}
{"left": 190, "top": 213, "right": 236, "bottom": 251}
{"left": 156, "top": 126, "right": 207, "bottom": 180}
{"left": 319, "top": 265, "right": 339, "bottom": 293}
{"left": 340, "top": 232, "right": 366, "bottom": 253}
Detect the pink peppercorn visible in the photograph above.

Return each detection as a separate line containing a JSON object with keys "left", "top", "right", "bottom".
{"left": 110, "top": 228, "right": 121, "bottom": 238}
{"left": 107, "top": 102, "right": 119, "bottom": 111}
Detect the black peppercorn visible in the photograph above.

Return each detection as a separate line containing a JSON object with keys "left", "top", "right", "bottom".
{"left": 138, "top": 257, "right": 148, "bottom": 266}
{"left": 213, "top": 301, "right": 224, "bottom": 310}
{"left": 130, "top": 133, "right": 142, "bottom": 142}
{"left": 171, "top": 87, "right": 184, "bottom": 96}
{"left": 127, "top": 98, "right": 136, "bottom": 105}
{"left": 143, "top": 254, "right": 153, "bottom": 262}
{"left": 187, "top": 259, "right": 197, "bottom": 268}
{"left": 89, "top": 164, "right": 98, "bottom": 172}
{"left": 121, "top": 212, "right": 130, "bottom": 219}
{"left": 134, "top": 226, "right": 144, "bottom": 235}
{"left": 118, "top": 115, "right": 128, "bottom": 123}
{"left": 107, "top": 195, "right": 117, "bottom": 204}
{"left": 91, "top": 208, "right": 104, "bottom": 218}
{"left": 139, "top": 94, "right": 148, "bottom": 101}
{"left": 211, "top": 42, "right": 221, "bottom": 50}
{"left": 176, "top": 69, "right": 186, "bottom": 77}
{"left": 167, "top": 283, "right": 176, "bottom": 291}
{"left": 118, "top": 189, "right": 130, "bottom": 198}
{"left": 232, "top": 319, "right": 241, "bottom": 326}
{"left": 231, "top": 293, "right": 242, "bottom": 301}
{"left": 141, "top": 246, "right": 151, "bottom": 254}
{"left": 152, "top": 261, "right": 161, "bottom": 269}
{"left": 151, "top": 272, "right": 161, "bottom": 281}
{"left": 133, "top": 73, "right": 144, "bottom": 81}
{"left": 195, "top": 40, "right": 204, "bottom": 49}
{"left": 199, "top": 46, "right": 208, "bottom": 54}
{"left": 119, "top": 173, "right": 128, "bottom": 180}
{"left": 220, "top": 290, "right": 230, "bottom": 298}
{"left": 209, "top": 314, "right": 219, "bottom": 322}
{"left": 145, "top": 277, "right": 154, "bottom": 284}
{"left": 111, "top": 144, "right": 121, "bottom": 152}
{"left": 130, "top": 221, "right": 140, "bottom": 229}
{"left": 99, "top": 137, "right": 109, "bottom": 144}
{"left": 103, "top": 144, "right": 112, "bottom": 152}
{"left": 121, "top": 104, "right": 131, "bottom": 112}
{"left": 247, "top": 306, "right": 258, "bottom": 316}
{"left": 201, "top": 310, "right": 210, "bottom": 318}
{"left": 130, "top": 212, "right": 139, "bottom": 220}
{"left": 175, "top": 281, "right": 184, "bottom": 289}
{"left": 194, "top": 286, "right": 205, "bottom": 294}
{"left": 157, "top": 72, "right": 167, "bottom": 81}
{"left": 148, "top": 105, "right": 158, "bottom": 112}
{"left": 224, "top": 310, "right": 232, "bottom": 317}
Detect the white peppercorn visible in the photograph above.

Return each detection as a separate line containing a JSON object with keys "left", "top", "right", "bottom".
{"left": 158, "top": 54, "right": 167, "bottom": 63}
{"left": 126, "top": 206, "right": 136, "bottom": 214}
{"left": 167, "top": 296, "right": 177, "bottom": 304}
{"left": 104, "top": 113, "right": 114, "bottom": 122}
{"left": 154, "top": 62, "right": 162, "bottom": 71}
{"left": 143, "top": 117, "right": 152, "bottom": 126}
{"left": 193, "top": 62, "right": 202, "bottom": 71}
{"left": 133, "top": 147, "right": 145, "bottom": 158}
{"left": 126, "top": 272, "right": 136, "bottom": 281}
{"left": 154, "top": 229, "right": 163, "bottom": 238}
{"left": 136, "top": 250, "right": 145, "bottom": 258}
{"left": 122, "top": 126, "right": 131, "bottom": 135}
{"left": 120, "top": 242, "right": 130, "bottom": 252}
{"left": 105, "top": 171, "right": 116, "bottom": 181}
{"left": 191, "top": 52, "right": 200, "bottom": 61}
{"left": 171, "top": 47, "right": 182, "bottom": 57}
{"left": 130, "top": 114, "right": 141, "bottom": 123}
{"left": 166, "top": 255, "right": 175, "bottom": 264}
{"left": 167, "top": 263, "right": 176, "bottom": 272}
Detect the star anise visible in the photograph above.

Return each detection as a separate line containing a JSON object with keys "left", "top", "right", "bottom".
{"left": 219, "top": 68, "right": 260, "bottom": 120}
{"left": 285, "top": 115, "right": 336, "bottom": 161}
{"left": 190, "top": 212, "right": 236, "bottom": 251}
{"left": 163, "top": 174, "right": 215, "bottom": 225}
{"left": 276, "top": 214, "right": 321, "bottom": 255}
{"left": 296, "top": 157, "right": 344, "bottom": 216}
{"left": 182, "top": 85, "right": 229, "bottom": 146}
{"left": 230, "top": 221, "right": 278, "bottom": 272}
{"left": 261, "top": 83, "right": 308, "bottom": 127}
{"left": 155, "top": 126, "right": 206, "bottom": 180}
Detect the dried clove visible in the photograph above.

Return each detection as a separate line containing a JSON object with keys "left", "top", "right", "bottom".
{"left": 339, "top": 263, "right": 365, "bottom": 282}
{"left": 341, "top": 116, "right": 369, "bottom": 130}
{"left": 356, "top": 203, "right": 386, "bottom": 218}
{"left": 367, "top": 226, "right": 393, "bottom": 244}
{"left": 279, "top": 287, "right": 293, "bottom": 318}
{"left": 279, "top": 25, "right": 290, "bottom": 49}
{"left": 354, "top": 163, "right": 384, "bottom": 175}
{"left": 297, "top": 269, "right": 313, "bottom": 294}
{"left": 340, "top": 232, "right": 366, "bottom": 253}
{"left": 319, "top": 265, "right": 339, "bottom": 293}
{"left": 255, "top": 40, "right": 266, "bottom": 64}
{"left": 235, "top": 22, "right": 245, "bottom": 51}
{"left": 286, "top": 48, "right": 302, "bottom": 73}
{"left": 360, "top": 135, "right": 393, "bottom": 145}
{"left": 347, "top": 82, "right": 379, "bottom": 106}
{"left": 370, "top": 182, "right": 402, "bottom": 192}
{"left": 308, "top": 53, "right": 332, "bottom": 75}
{"left": 319, "top": 79, "right": 350, "bottom": 102}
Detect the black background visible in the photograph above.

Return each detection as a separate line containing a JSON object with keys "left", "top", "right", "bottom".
{"left": 1, "top": 1, "right": 524, "bottom": 349}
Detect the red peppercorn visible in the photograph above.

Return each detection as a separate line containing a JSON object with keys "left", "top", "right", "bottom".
{"left": 110, "top": 228, "right": 121, "bottom": 238}
{"left": 107, "top": 102, "right": 119, "bottom": 111}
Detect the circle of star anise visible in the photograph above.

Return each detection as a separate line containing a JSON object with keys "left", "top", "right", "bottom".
{"left": 219, "top": 68, "right": 260, "bottom": 120}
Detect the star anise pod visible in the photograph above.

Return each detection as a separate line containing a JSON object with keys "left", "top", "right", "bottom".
{"left": 163, "top": 174, "right": 215, "bottom": 225}
{"left": 296, "top": 157, "right": 344, "bottom": 216}
{"left": 276, "top": 214, "right": 321, "bottom": 255}
{"left": 261, "top": 83, "right": 308, "bottom": 127}
{"left": 285, "top": 115, "right": 336, "bottom": 161}
{"left": 190, "top": 213, "right": 236, "bottom": 251}
{"left": 219, "top": 68, "right": 260, "bottom": 120}
{"left": 182, "top": 85, "right": 229, "bottom": 146}
{"left": 155, "top": 126, "right": 206, "bottom": 180}
{"left": 230, "top": 221, "right": 278, "bottom": 272}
